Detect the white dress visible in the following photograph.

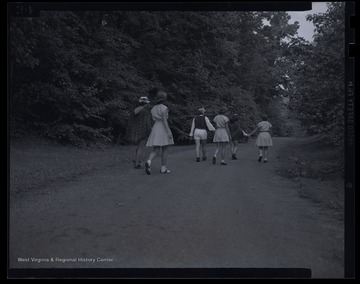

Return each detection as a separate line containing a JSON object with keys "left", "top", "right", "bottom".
{"left": 213, "top": 115, "right": 230, "bottom": 142}
{"left": 146, "top": 104, "right": 174, "bottom": 147}
{"left": 255, "top": 121, "right": 273, "bottom": 146}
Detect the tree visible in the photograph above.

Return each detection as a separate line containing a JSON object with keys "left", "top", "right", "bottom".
{"left": 9, "top": 10, "right": 301, "bottom": 145}
{"left": 287, "top": 2, "right": 345, "bottom": 146}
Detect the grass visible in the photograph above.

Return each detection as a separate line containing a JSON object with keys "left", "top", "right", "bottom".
{"left": 9, "top": 138, "right": 127, "bottom": 201}
{"left": 9, "top": 136, "right": 194, "bottom": 202}
{"left": 276, "top": 135, "right": 344, "bottom": 214}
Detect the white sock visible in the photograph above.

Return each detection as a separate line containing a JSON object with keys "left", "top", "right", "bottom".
{"left": 147, "top": 160, "right": 151, "bottom": 166}
{"left": 161, "top": 166, "right": 166, "bottom": 172}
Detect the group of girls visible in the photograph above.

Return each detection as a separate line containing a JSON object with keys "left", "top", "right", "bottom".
{"left": 125, "top": 91, "right": 273, "bottom": 174}
{"left": 189, "top": 107, "right": 273, "bottom": 165}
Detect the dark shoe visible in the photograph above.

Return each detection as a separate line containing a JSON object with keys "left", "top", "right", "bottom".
{"left": 212, "top": 156, "right": 216, "bottom": 165}
{"left": 145, "top": 162, "right": 151, "bottom": 175}
{"left": 196, "top": 157, "right": 200, "bottom": 162}
{"left": 221, "top": 161, "right": 227, "bottom": 165}
{"left": 231, "top": 154, "right": 237, "bottom": 160}
{"left": 264, "top": 159, "right": 268, "bottom": 163}
{"left": 258, "top": 155, "right": 262, "bottom": 162}
{"left": 202, "top": 156, "right": 207, "bottom": 161}
{"left": 134, "top": 165, "right": 142, "bottom": 169}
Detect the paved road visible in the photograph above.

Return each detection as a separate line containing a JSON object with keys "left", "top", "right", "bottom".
{"left": 9, "top": 138, "right": 344, "bottom": 277}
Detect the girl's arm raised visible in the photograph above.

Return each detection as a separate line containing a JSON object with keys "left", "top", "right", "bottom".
{"left": 205, "top": 116, "right": 216, "bottom": 132}
{"left": 243, "top": 126, "right": 259, "bottom": 137}
{"left": 189, "top": 118, "right": 195, "bottom": 137}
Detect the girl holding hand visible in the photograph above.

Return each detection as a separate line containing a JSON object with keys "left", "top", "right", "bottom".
{"left": 243, "top": 115, "right": 273, "bottom": 163}
{"left": 212, "top": 107, "right": 232, "bottom": 165}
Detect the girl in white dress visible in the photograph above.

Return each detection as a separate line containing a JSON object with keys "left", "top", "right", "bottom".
{"left": 243, "top": 115, "right": 273, "bottom": 163}
{"left": 145, "top": 91, "right": 174, "bottom": 174}
{"left": 212, "top": 107, "right": 232, "bottom": 165}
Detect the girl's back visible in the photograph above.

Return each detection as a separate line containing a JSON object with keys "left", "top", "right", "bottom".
{"left": 213, "top": 114, "right": 229, "bottom": 128}
{"left": 258, "top": 120, "right": 272, "bottom": 132}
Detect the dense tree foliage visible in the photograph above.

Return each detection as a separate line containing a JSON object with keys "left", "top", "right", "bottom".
{"left": 286, "top": 3, "right": 345, "bottom": 146}
{"left": 9, "top": 8, "right": 343, "bottom": 146}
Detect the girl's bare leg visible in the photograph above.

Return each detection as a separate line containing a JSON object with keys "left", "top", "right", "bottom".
{"left": 161, "top": 146, "right": 169, "bottom": 167}
{"left": 147, "top": 146, "right": 160, "bottom": 166}
{"left": 258, "top": 146, "right": 263, "bottom": 162}
{"left": 213, "top": 143, "right": 220, "bottom": 164}
{"left": 230, "top": 141, "right": 235, "bottom": 154}
{"left": 231, "top": 140, "right": 238, "bottom": 159}
{"left": 221, "top": 142, "right": 226, "bottom": 161}
{"left": 214, "top": 143, "right": 220, "bottom": 157}
{"left": 263, "top": 146, "right": 268, "bottom": 161}
{"left": 233, "top": 141, "right": 238, "bottom": 155}
{"left": 135, "top": 138, "right": 146, "bottom": 166}
{"left": 200, "top": 139, "right": 207, "bottom": 159}
{"left": 195, "top": 139, "right": 201, "bottom": 158}
{"left": 145, "top": 146, "right": 160, "bottom": 175}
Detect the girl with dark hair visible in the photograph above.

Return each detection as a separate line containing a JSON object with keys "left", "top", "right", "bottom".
{"left": 125, "top": 96, "right": 152, "bottom": 169}
{"left": 145, "top": 91, "right": 174, "bottom": 174}
{"left": 243, "top": 115, "right": 273, "bottom": 163}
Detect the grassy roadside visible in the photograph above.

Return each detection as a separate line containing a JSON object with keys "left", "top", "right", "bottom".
{"left": 275, "top": 135, "right": 344, "bottom": 216}
{"left": 9, "top": 136, "right": 193, "bottom": 202}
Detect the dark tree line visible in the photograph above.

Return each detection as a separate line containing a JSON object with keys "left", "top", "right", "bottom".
{"left": 9, "top": 4, "right": 345, "bottom": 146}
{"left": 286, "top": 2, "right": 345, "bottom": 146}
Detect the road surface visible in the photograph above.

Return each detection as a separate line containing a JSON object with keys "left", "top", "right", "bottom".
{"left": 9, "top": 138, "right": 344, "bottom": 278}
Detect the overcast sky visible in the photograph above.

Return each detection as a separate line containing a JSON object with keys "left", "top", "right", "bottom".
{"left": 287, "top": 2, "right": 329, "bottom": 41}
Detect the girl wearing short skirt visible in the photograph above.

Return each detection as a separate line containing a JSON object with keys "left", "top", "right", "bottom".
{"left": 145, "top": 91, "right": 174, "bottom": 174}
{"left": 212, "top": 107, "right": 232, "bottom": 165}
{"left": 243, "top": 115, "right": 273, "bottom": 163}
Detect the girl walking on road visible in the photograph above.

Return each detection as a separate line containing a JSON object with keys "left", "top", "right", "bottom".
{"left": 145, "top": 91, "right": 174, "bottom": 175}
{"left": 125, "top": 96, "right": 152, "bottom": 169}
{"left": 189, "top": 107, "right": 215, "bottom": 162}
{"left": 243, "top": 115, "right": 273, "bottom": 163}
{"left": 212, "top": 107, "right": 232, "bottom": 165}
{"left": 228, "top": 113, "right": 246, "bottom": 160}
